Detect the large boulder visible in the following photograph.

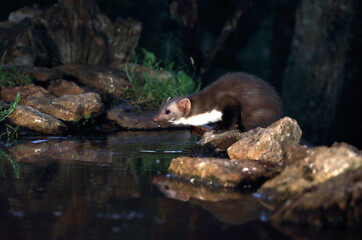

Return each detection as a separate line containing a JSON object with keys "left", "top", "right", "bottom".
{"left": 269, "top": 167, "right": 362, "bottom": 227}
{"left": 227, "top": 117, "right": 302, "bottom": 165}
{"left": 258, "top": 142, "right": 362, "bottom": 202}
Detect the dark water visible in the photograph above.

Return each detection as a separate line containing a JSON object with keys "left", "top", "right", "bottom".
{"left": 0, "top": 131, "right": 357, "bottom": 240}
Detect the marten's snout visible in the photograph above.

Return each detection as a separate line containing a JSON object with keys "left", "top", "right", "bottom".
{"left": 153, "top": 117, "right": 158, "bottom": 122}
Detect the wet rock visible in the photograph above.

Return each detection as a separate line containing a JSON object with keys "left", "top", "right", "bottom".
{"left": 8, "top": 105, "right": 65, "bottom": 134}
{"left": 107, "top": 106, "right": 180, "bottom": 130}
{"left": 168, "top": 157, "right": 281, "bottom": 188}
{"left": 227, "top": 117, "right": 302, "bottom": 165}
{"left": 269, "top": 167, "right": 362, "bottom": 227}
{"left": 258, "top": 142, "right": 362, "bottom": 202}
{"left": 1, "top": 85, "right": 51, "bottom": 104}
{"left": 55, "top": 92, "right": 103, "bottom": 117}
{"left": 25, "top": 92, "right": 103, "bottom": 121}
{"left": 196, "top": 130, "right": 245, "bottom": 158}
{"left": 55, "top": 64, "right": 132, "bottom": 97}
{"left": 47, "top": 79, "right": 85, "bottom": 96}
{"left": 25, "top": 95, "right": 80, "bottom": 121}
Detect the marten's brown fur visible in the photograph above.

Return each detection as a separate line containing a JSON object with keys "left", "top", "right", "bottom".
{"left": 153, "top": 72, "right": 283, "bottom": 131}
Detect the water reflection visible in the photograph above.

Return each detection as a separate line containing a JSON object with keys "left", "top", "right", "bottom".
{"left": 152, "top": 176, "right": 270, "bottom": 224}
{"left": 0, "top": 131, "right": 319, "bottom": 239}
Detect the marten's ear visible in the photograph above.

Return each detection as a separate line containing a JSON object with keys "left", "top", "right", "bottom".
{"left": 177, "top": 98, "right": 191, "bottom": 112}
{"left": 166, "top": 97, "right": 171, "bottom": 102}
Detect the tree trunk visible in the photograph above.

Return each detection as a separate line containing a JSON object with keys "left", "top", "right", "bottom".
{"left": 35, "top": 0, "right": 142, "bottom": 68}
{"left": 169, "top": 0, "right": 201, "bottom": 75}
{"left": 282, "top": 0, "right": 355, "bottom": 145}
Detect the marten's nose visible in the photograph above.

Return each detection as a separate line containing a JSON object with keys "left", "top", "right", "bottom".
{"left": 153, "top": 117, "right": 158, "bottom": 122}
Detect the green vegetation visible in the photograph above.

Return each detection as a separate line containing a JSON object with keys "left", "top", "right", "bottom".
{"left": 0, "top": 65, "right": 32, "bottom": 88}
{"left": 73, "top": 114, "right": 90, "bottom": 126}
{"left": 125, "top": 49, "right": 200, "bottom": 108}
{"left": 0, "top": 65, "right": 30, "bottom": 143}
{"left": 0, "top": 92, "right": 21, "bottom": 142}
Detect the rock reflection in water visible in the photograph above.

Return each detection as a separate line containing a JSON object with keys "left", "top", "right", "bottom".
{"left": 152, "top": 175, "right": 270, "bottom": 224}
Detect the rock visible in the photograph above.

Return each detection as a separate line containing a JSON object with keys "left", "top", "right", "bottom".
{"left": 55, "top": 92, "right": 103, "bottom": 117}
{"left": 258, "top": 142, "right": 362, "bottom": 202}
{"left": 48, "top": 79, "right": 85, "bottom": 96}
{"left": 1, "top": 85, "right": 51, "bottom": 104}
{"left": 25, "top": 92, "right": 103, "bottom": 121}
{"left": 8, "top": 105, "right": 66, "bottom": 134}
{"left": 269, "top": 167, "right": 362, "bottom": 227}
{"left": 196, "top": 130, "right": 245, "bottom": 158}
{"left": 107, "top": 106, "right": 181, "bottom": 130}
{"left": 55, "top": 64, "right": 132, "bottom": 97}
{"left": 25, "top": 95, "right": 80, "bottom": 121}
{"left": 0, "top": 0, "right": 141, "bottom": 68}
{"left": 227, "top": 117, "right": 302, "bottom": 165}
{"left": 168, "top": 157, "right": 281, "bottom": 188}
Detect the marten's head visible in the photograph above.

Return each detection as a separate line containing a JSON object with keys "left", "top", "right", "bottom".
{"left": 152, "top": 97, "right": 191, "bottom": 125}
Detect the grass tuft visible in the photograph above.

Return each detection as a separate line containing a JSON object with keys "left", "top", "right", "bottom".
{"left": 0, "top": 92, "right": 21, "bottom": 143}
{"left": 0, "top": 65, "right": 32, "bottom": 88}
{"left": 125, "top": 49, "right": 200, "bottom": 108}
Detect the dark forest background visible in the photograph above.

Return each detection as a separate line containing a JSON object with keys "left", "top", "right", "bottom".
{"left": 0, "top": 0, "right": 361, "bottom": 148}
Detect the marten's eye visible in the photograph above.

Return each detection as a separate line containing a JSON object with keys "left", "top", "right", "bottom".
{"left": 165, "top": 110, "right": 170, "bottom": 115}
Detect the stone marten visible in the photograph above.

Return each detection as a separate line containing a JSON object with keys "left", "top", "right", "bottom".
{"left": 153, "top": 72, "right": 282, "bottom": 131}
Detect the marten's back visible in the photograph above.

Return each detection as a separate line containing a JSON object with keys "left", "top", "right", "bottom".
{"left": 193, "top": 72, "right": 283, "bottom": 129}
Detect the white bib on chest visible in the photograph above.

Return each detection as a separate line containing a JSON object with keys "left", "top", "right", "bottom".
{"left": 172, "top": 110, "right": 222, "bottom": 126}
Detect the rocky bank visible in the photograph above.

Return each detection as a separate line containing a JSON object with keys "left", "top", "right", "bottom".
{"left": 160, "top": 118, "right": 362, "bottom": 228}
